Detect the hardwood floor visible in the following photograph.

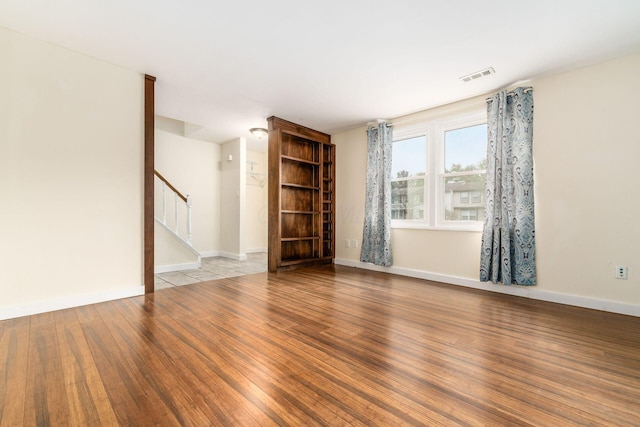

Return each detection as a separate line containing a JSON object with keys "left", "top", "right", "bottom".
{"left": 1, "top": 266, "right": 640, "bottom": 426}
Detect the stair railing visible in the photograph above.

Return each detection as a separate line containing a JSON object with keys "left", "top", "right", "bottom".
{"left": 154, "top": 170, "right": 192, "bottom": 245}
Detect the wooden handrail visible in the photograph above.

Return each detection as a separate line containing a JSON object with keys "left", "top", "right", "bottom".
{"left": 154, "top": 170, "right": 187, "bottom": 202}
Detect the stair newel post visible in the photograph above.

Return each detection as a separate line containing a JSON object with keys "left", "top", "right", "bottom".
{"left": 186, "top": 195, "right": 192, "bottom": 246}
{"left": 174, "top": 192, "right": 179, "bottom": 233}
{"left": 162, "top": 181, "right": 167, "bottom": 225}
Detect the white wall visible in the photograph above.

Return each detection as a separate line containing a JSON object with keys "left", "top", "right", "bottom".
{"left": 533, "top": 53, "right": 640, "bottom": 303}
{"left": 155, "top": 121, "right": 220, "bottom": 257}
{"left": 334, "top": 53, "right": 640, "bottom": 314}
{"left": 154, "top": 224, "right": 199, "bottom": 270}
{"left": 245, "top": 150, "right": 268, "bottom": 253}
{"left": 220, "top": 138, "right": 246, "bottom": 259}
{"left": 0, "top": 27, "right": 144, "bottom": 318}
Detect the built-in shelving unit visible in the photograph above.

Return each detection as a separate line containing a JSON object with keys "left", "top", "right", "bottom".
{"left": 321, "top": 143, "right": 334, "bottom": 259}
{"left": 268, "top": 116, "right": 335, "bottom": 272}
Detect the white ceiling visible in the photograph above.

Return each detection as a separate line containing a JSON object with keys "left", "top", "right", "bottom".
{"left": 2, "top": 0, "right": 640, "bottom": 148}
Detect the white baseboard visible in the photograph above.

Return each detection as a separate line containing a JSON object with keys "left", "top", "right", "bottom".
{"left": 199, "top": 250, "right": 220, "bottom": 258}
{"left": 335, "top": 258, "right": 640, "bottom": 317}
{"left": 154, "top": 261, "right": 201, "bottom": 274}
{"left": 219, "top": 251, "right": 248, "bottom": 261}
{"left": 0, "top": 285, "right": 145, "bottom": 321}
{"left": 200, "top": 249, "right": 265, "bottom": 259}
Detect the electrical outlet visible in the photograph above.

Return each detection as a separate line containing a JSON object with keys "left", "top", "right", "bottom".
{"left": 615, "top": 265, "right": 628, "bottom": 280}
{"left": 345, "top": 239, "right": 351, "bottom": 248}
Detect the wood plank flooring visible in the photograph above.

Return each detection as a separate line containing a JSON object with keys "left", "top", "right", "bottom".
{"left": 1, "top": 265, "right": 640, "bottom": 426}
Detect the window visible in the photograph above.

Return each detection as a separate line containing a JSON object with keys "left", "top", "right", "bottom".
{"left": 391, "top": 136, "right": 426, "bottom": 220}
{"left": 442, "top": 123, "right": 487, "bottom": 222}
{"left": 391, "top": 109, "right": 486, "bottom": 230}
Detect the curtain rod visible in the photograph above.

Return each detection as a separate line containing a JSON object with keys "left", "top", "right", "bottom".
{"left": 366, "top": 120, "right": 392, "bottom": 128}
{"left": 365, "top": 87, "right": 533, "bottom": 130}
{"left": 365, "top": 124, "right": 393, "bottom": 133}
{"left": 486, "top": 87, "right": 533, "bottom": 102}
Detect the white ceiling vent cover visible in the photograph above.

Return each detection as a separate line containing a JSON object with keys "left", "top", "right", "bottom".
{"left": 459, "top": 67, "right": 496, "bottom": 83}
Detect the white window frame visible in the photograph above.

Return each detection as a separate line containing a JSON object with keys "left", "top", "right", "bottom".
{"left": 391, "top": 109, "right": 486, "bottom": 231}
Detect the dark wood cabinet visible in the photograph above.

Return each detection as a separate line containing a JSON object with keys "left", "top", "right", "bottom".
{"left": 267, "top": 116, "right": 335, "bottom": 272}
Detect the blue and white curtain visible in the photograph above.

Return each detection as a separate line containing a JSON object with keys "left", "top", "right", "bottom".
{"left": 360, "top": 123, "right": 393, "bottom": 267}
{"left": 480, "top": 87, "right": 536, "bottom": 285}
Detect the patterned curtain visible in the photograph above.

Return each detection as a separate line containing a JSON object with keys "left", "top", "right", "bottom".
{"left": 360, "top": 123, "right": 393, "bottom": 267}
{"left": 480, "top": 87, "right": 536, "bottom": 285}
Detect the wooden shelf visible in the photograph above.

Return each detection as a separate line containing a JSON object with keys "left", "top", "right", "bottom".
{"left": 282, "top": 183, "right": 320, "bottom": 190}
{"left": 281, "top": 155, "right": 320, "bottom": 165}
{"left": 281, "top": 236, "right": 320, "bottom": 242}
{"left": 282, "top": 210, "right": 320, "bottom": 215}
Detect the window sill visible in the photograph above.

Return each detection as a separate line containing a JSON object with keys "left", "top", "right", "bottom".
{"left": 391, "top": 222, "right": 483, "bottom": 232}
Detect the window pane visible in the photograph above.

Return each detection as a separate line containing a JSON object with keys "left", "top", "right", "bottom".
{"left": 392, "top": 136, "right": 426, "bottom": 178}
{"left": 443, "top": 174, "right": 485, "bottom": 221}
{"left": 444, "top": 124, "right": 487, "bottom": 172}
{"left": 391, "top": 179, "right": 424, "bottom": 220}
{"left": 392, "top": 135, "right": 426, "bottom": 221}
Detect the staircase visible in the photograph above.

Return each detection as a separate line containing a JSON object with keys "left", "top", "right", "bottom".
{"left": 154, "top": 170, "right": 201, "bottom": 272}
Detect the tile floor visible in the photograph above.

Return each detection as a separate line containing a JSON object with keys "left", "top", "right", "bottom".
{"left": 154, "top": 252, "right": 267, "bottom": 289}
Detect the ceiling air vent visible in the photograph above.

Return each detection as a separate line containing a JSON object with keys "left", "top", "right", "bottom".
{"left": 459, "top": 67, "right": 495, "bottom": 83}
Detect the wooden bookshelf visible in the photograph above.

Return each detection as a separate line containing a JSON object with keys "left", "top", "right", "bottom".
{"left": 268, "top": 116, "right": 335, "bottom": 272}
